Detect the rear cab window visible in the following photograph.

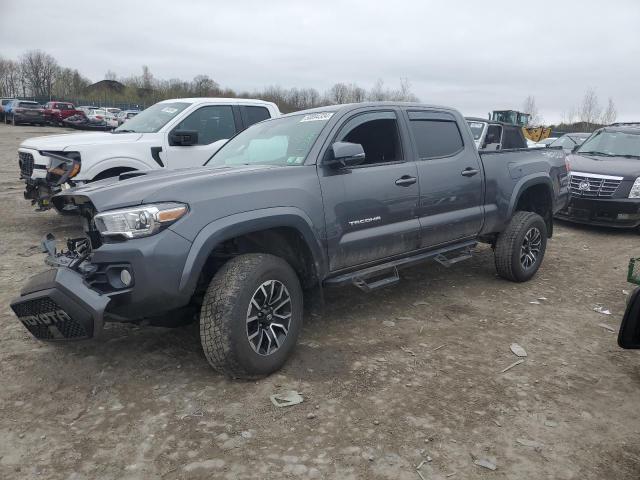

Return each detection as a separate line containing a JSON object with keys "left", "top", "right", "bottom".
{"left": 241, "top": 106, "right": 271, "bottom": 128}
{"left": 408, "top": 111, "right": 464, "bottom": 159}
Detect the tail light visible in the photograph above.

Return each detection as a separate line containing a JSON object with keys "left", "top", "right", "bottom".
{"left": 95, "top": 116, "right": 103, "bottom": 120}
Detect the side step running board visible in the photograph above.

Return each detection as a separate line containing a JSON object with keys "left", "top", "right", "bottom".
{"left": 324, "top": 240, "right": 477, "bottom": 291}
{"left": 434, "top": 247, "right": 474, "bottom": 267}
{"left": 352, "top": 266, "right": 400, "bottom": 292}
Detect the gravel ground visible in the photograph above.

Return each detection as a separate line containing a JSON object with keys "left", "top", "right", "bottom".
{"left": 0, "top": 123, "right": 639, "bottom": 479}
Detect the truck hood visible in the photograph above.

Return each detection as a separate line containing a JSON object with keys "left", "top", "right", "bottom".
{"left": 20, "top": 131, "right": 143, "bottom": 151}
{"left": 568, "top": 153, "right": 640, "bottom": 180}
{"left": 53, "top": 165, "right": 277, "bottom": 212}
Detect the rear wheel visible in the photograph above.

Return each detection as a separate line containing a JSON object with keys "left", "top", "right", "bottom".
{"left": 199, "top": 253, "right": 303, "bottom": 379}
{"left": 494, "top": 211, "right": 547, "bottom": 282}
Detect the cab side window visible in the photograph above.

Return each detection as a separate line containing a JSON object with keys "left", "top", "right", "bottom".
{"left": 410, "top": 119, "right": 464, "bottom": 158}
{"left": 336, "top": 111, "right": 402, "bottom": 166}
{"left": 241, "top": 106, "right": 270, "bottom": 128}
{"left": 172, "top": 105, "right": 236, "bottom": 145}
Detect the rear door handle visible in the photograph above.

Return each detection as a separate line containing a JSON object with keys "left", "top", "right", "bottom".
{"left": 461, "top": 168, "right": 479, "bottom": 177}
{"left": 395, "top": 175, "right": 417, "bottom": 186}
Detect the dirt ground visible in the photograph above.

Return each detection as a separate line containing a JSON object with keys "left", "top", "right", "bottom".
{"left": 0, "top": 123, "right": 639, "bottom": 480}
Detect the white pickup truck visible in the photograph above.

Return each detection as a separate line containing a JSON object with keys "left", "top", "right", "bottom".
{"left": 18, "top": 97, "right": 280, "bottom": 210}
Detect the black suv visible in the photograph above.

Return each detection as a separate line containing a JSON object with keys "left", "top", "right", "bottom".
{"left": 557, "top": 125, "right": 640, "bottom": 228}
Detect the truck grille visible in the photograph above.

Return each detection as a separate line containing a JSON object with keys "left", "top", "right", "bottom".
{"left": 569, "top": 172, "right": 622, "bottom": 198}
{"left": 19, "top": 152, "right": 34, "bottom": 178}
{"left": 12, "top": 297, "right": 89, "bottom": 340}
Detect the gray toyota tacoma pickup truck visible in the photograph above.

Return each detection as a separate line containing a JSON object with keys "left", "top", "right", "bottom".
{"left": 10, "top": 102, "right": 569, "bottom": 379}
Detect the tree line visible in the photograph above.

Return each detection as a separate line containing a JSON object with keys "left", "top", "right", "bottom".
{"left": 522, "top": 89, "right": 618, "bottom": 132}
{"left": 0, "top": 50, "right": 418, "bottom": 112}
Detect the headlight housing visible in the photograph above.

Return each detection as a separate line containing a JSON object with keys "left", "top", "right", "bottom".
{"left": 94, "top": 203, "right": 188, "bottom": 239}
{"left": 629, "top": 178, "right": 640, "bottom": 198}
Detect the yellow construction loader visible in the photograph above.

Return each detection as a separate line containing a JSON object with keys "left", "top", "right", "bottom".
{"left": 490, "top": 110, "right": 552, "bottom": 143}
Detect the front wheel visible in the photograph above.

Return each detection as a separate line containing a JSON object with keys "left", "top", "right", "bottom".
{"left": 494, "top": 211, "right": 547, "bottom": 282}
{"left": 199, "top": 253, "right": 303, "bottom": 379}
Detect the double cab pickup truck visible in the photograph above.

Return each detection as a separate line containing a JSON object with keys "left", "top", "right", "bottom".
{"left": 18, "top": 97, "right": 280, "bottom": 210}
{"left": 11, "top": 102, "right": 569, "bottom": 379}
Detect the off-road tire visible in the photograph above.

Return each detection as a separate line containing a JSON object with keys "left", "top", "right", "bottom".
{"left": 200, "top": 253, "right": 303, "bottom": 379}
{"left": 494, "top": 211, "right": 547, "bottom": 282}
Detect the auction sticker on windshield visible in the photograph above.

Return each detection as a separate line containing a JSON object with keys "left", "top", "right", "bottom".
{"left": 161, "top": 107, "right": 178, "bottom": 114}
{"left": 300, "top": 112, "right": 334, "bottom": 122}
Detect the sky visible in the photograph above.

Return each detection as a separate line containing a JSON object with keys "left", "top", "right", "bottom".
{"left": 2, "top": 0, "right": 640, "bottom": 123}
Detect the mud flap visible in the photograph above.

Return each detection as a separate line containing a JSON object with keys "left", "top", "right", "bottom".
{"left": 10, "top": 268, "right": 109, "bottom": 341}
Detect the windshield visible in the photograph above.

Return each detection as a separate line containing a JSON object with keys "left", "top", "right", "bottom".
{"left": 466, "top": 121, "right": 485, "bottom": 141}
{"left": 577, "top": 130, "right": 640, "bottom": 158}
{"left": 113, "top": 101, "right": 190, "bottom": 133}
{"left": 206, "top": 112, "right": 333, "bottom": 167}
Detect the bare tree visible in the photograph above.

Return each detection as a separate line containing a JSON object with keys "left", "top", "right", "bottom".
{"left": 394, "top": 77, "right": 418, "bottom": 102}
{"left": 20, "top": 50, "right": 59, "bottom": 97}
{"left": 0, "top": 57, "right": 22, "bottom": 97}
{"left": 191, "top": 74, "right": 220, "bottom": 97}
{"left": 367, "top": 79, "right": 386, "bottom": 101}
{"left": 579, "top": 88, "right": 602, "bottom": 127}
{"left": 522, "top": 95, "right": 542, "bottom": 125}
{"left": 600, "top": 97, "right": 617, "bottom": 125}
{"left": 327, "top": 83, "right": 349, "bottom": 104}
{"left": 104, "top": 70, "right": 117, "bottom": 81}
{"left": 141, "top": 65, "right": 154, "bottom": 90}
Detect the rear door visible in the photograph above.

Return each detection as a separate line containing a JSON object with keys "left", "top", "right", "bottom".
{"left": 318, "top": 109, "right": 420, "bottom": 271}
{"left": 405, "top": 110, "right": 484, "bottom": 248}
{"left": 163, "top": 104, "right": 240, "bottom": 168}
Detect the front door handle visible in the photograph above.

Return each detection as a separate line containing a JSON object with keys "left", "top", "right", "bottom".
{"left": 461, "top": 167, "right": 479, "bottom": 177}
{"left": 395, "top": 175, "right": 417, "bottom": 187}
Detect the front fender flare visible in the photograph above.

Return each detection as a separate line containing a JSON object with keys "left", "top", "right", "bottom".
{"left": 81, "top": 157, "right": 153, "bottom": 181}
{"left": 176, "top": 207, "right": 327, "bottom": 297}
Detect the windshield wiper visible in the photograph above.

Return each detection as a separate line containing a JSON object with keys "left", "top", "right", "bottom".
{"left": 112, "top": 129, "right": 136, "bottom": 134}
{"left": 579, "top": 151, "right": 614, "bottom": 157}
{"left": 618, "top": 154, "right": 640, "bottom": 159}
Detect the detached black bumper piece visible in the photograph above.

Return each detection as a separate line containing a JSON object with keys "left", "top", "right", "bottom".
{"left": 556, "top": 196, "right": 640, "bottom": 228}
{"left": 10, "top": 268, "right": 109, "bottom": 341}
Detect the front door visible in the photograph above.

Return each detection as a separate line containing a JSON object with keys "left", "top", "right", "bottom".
{"left": 405, "top": 110, "right": 484, "bottom": 248}
{"left": 318, "top": 110, "right": 420, "bottom": 271}
{"left": 164, "top": 105, "right": 238, "bottom": 168}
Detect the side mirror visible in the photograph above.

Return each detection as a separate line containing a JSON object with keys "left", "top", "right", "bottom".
{"left": 619, "top": 287, "right": 640, "bottom": 349}
{"left": 169, "top": 130, "right": 199, "bottom": 146}
{"left": 325, "top": 141, "right": 365, "bottom": 168}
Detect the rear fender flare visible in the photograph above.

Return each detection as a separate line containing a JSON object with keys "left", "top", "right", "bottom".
{"left": 507, "top": 174, "right": 554, "bottom": 219}
{"left": 177, "top": 207, "right": 327, "bottom": 296}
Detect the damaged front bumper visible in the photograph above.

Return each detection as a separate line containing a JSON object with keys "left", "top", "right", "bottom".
{"left": 11, "top": 228, "right": 194, "bottom": 341}
{"left": 19, "top": 148, "right": 81, "bottom": 211}
{"left": 10, "top": 237, "right": 109, "bottom": 340}
{"left": 10, "top": 268, "right": 109, "bottom": 341}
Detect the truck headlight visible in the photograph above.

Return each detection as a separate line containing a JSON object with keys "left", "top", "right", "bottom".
{"left": 94, "top": 203, "right": 188, "bottom": 239}
{"left": 629, "top": 178, "right": 640, "bottom": 198}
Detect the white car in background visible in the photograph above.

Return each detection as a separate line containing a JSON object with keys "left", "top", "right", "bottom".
{"left": 85, "top": 108, "right": 117, "bottom": 126}
{"left": 17, "top": 97, "right": 281, "bottom": 210}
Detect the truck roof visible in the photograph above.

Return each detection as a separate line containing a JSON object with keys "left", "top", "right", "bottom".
{"left": 157, "top": 97, "right": 278, "bottom": 108}
{"left": 602, "top": 125, "right": 640, "bottom": 134}
{"left": 280, "top": 101, "right": 458, "bottom": 118}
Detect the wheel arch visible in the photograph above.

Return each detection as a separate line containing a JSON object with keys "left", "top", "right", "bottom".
{"left": 178, "top": 207, "right": 327, "bottom": 298}
{"left": 508, "top": 175, "right": 554, "bottom": 237}
{"left": 82, "top": 157, "right": 152, "bottom": 181}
